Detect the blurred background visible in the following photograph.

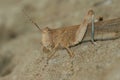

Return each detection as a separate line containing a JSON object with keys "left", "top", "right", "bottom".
{"left": 0, "top": 0, "right": 120, "bottom": 80}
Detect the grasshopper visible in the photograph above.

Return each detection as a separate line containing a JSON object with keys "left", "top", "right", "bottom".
{"left": 24, "top": 9, "right": 95, "bottom": 60}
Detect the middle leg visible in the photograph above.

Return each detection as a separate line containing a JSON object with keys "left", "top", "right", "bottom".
{"left": 65, "top": 47, "right": 75, "bottom": 58}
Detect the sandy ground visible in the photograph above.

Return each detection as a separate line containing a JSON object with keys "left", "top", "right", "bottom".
{"left": 0, "top": 0, "right": 120, "bottom": 80}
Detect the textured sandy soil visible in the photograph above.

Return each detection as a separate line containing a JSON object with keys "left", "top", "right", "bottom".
{"left": 0, "top": 0, "right": 120, "bottom": 80}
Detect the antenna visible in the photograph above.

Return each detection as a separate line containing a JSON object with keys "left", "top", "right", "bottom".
{"left": 23, "top": 10, "right": 42, "bottom": 32}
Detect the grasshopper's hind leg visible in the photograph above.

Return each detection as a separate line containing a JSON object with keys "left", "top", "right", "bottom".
{"left": 91, "top": 15, "right": 97, "bottom": 45}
